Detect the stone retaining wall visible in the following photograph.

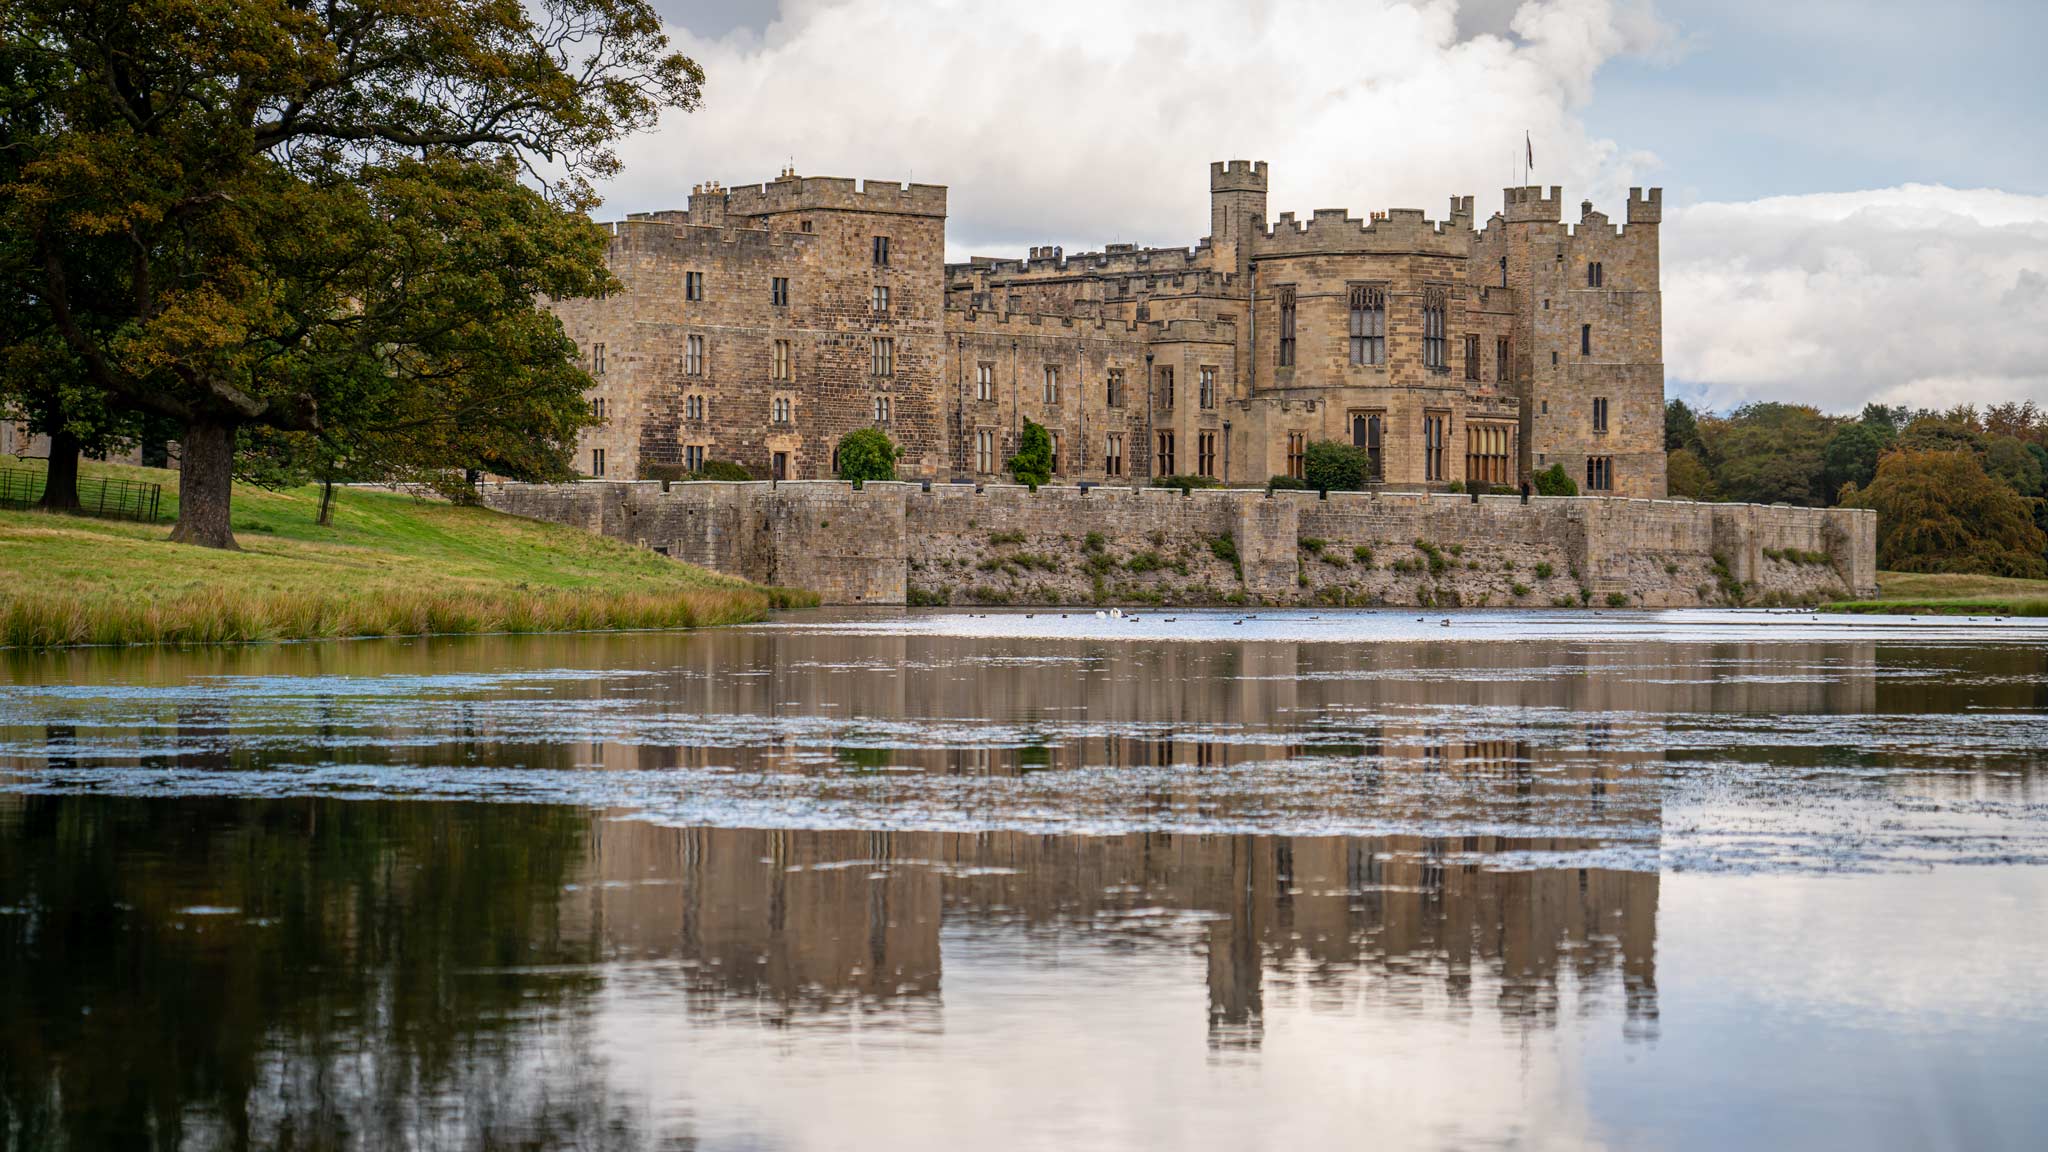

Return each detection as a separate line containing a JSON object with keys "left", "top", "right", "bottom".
{"left": 482, "top": 481, "right": 1877, "bottom": 608}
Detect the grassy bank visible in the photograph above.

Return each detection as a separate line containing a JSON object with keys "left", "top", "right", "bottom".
{"left": 1824, "top": 571, "right": 2048, "bottom": 616}
{"left": 0, "top": 462, "right": 813, "bottom": 649}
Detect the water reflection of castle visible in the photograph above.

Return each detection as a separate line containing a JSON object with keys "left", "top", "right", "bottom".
{"left": 562, "top": 823, "right": 1661, "bottom": 1047}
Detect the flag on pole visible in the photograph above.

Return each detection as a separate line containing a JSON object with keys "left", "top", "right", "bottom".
{"left": 1525, "top": 131, "right": 1534, "bottom": 173}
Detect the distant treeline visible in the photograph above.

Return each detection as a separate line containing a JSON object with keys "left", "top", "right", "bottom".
{"left": 1666, "top": 399, "right": 2048, "bottom": 578}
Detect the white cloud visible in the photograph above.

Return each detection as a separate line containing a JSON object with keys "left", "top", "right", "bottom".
{"left": 1665, "top": 186, "right": 2048, "bottom": 413}
{"left": 605, "top": 0, "right": 1671, "bottom": 253}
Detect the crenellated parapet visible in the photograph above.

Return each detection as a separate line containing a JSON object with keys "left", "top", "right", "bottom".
{"left": 1255, "top": 206, "right": 1471, "bottom": 257}
{"left": 710, "top": 175, "right": 949, "bottom": 219}
{"left": 1504, "top": 185, "right": 1563, "bottom": 224}
{"left": 1627, "top": 187, "right": 1662, "bottom": 225}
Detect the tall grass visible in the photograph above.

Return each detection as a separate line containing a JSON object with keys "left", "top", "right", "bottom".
{"left": 1821, "top": 597, "right": 2048, "bottom": 617}
{"left": 1, "top": 584, "right": 816, "bottom": 650}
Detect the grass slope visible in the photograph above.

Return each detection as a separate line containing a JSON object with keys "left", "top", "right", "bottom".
{"left": 1825, "top": 571, "right": 2048, "bottom": 616}
{"left": 1, "top": 462, "right": 811, "bottom": 648}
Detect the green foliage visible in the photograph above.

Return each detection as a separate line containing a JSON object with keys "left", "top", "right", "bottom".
{"left": 1352, "top": 545, "right": 1374, "bottom": 566}
{"left": 1534, "top": 562, "right": 1555, "bottom": 580}
{"left": 1302, "top": 440, "right": 1369, "bottom": 492}
{"left": 1533, "top": 464, "right": 1578, "bottom": 497}
{"left": 836, "top": 428, "right": 898, "bottom": 483}
{"left": 1007, "top": 421, "right": 1055, "bottom": 487}
{"left": 1666, "top": 448, "right": 1716, "bottom": 500}
{"left": 1851, "top": 449, "right": 2047, "bottom": 578}
{"left": 690, "top": 460, "right": 756, "bottom": 482}
{"left": 1081, "top": 531, "right": 1106, "bottom": 554}
{"left": 1605, "top": 592, "right": 1631, "bottom": 608}
{"left": 1706, "top": 403, "right": 1832, "bottom": 505}
{"left": 1151, "top": 474, "right": 1222, "bottom": 490}
{"left": 1510, "top": 581, "right": 1531, "bottom": 597}
{"left": 1125, "top": 551, "right": 1165, "bottom": 573}
{"left": 906, "top": 587, "right": 950, "bottom": 607}
{"left": 1445, "top": 480, "right": 1466, "bottom": 494}
{"left": 1821, "top": 420, "right": 1893, "bottom": 502}
{"left": 1665, "top": 398, "right": 1705, "bottom": 455}
{"left": 1083, "top": 552, "right": 1118, "bottom": 577}
{"left": 1298, "top": 537, "right": 1326, "bottom": 553}
{"left": 1412, "top": 539, "right": 1448, "bottom": 576}
{"left": 1267, "top": 475, "right": 1310, "bottom": 491}
{"left": 1985, "top": 437, "right": 2044, "bottom": 497}
{"left": 988, "top": 530, "right": 1026, "bottom": 546}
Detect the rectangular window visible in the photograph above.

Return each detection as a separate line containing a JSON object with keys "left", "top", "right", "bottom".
{"left": 874, "top": 395, "right": 890, "bottom": 423}
{"left": 1464, "top": 334, "right": 1480, "bottom": 381}
{"left": 976, "top": 429, "right": 996, "bottom": 474}
{"left": 684, "top": 334, "right": 704, "bottom": 376}
{"left": 1107, "top": 367, "right": 1125, "bottom": 408}
{"left": 1277, "top": 286, "right": 1297, "bottom": 368}
{"left": 1588, "top": 261, "right": 1604, "bottom": 288}
{"left": 772, "top": 339, "right": 792, "bottom": 382}
{"left": 977, "top": 362, "right": 995, "bottom": 402}
{"left": 873, "top": 285, "right": 890, "bottom": 312}
{"left": 1043, "top": 364, "right": 1060, "bottom": 405}
{"left": 772, "top": 451, "right": 788, "bottom": 481}
{"left": 1424, "top": 412, "right": 1450, "bottom": 481}
{"left": 684, "top": 444, "right": 705, "bottom": 472}
{"left": 590, "top": 447, "right": 605, "bottom": 477}
{"left": 1049, "top": 431, "right": 1061, "bottom": 474}
{"left": 685, "top": 393, "right": 705, "bottom": 421}
{"left": 1587, "top": 455, "right": 1614, "bottom": 492}
{"left": 1348, "top": 286, "right": 1385, "bottom": 365}
{"left": 590, "top": 396, "right": 606, "bottom": 420}
{"left": 1197, "top": 431, "right": 1216, "bottom": 478}
{"left": 1156, "top": 431, "right": 1175, "bottom": 477}
{"left": 1593, "top": 396, "right": 1609, "bottom": 433}
{"left": 774, "top": 396, "right": 792, "bottom": 423}
{"left": 1581, "top": 323, "right": 1592, "bottom": 356}
{"left": 1466, "top": 424, "right": 1511, "bottom": 488}
{"left": 1496, "top": 337, "right": 1509, "bottom": 383}
{"left": 873, "top": 236, "right": 890, "bottom": 267}
{"left": 871, "top": 336, "right": 894, "bottom": 377}
{"left": 1352, "top": 412, "right": 1385, "bottom": 481}
{"left": 1423, "top": 287, "right": 1448, "bottom": 371}
{"left": 685, "top": 271, "right": 703, "bottom": 302}
{"left": 1105, "top": 433, "right": 1124, "bottom": 477}
{"left": 1199, "top": 365, "right": 1217, "bottom": 409}
{"left": 1286, "top": 432, "right": 1306, "bottom": 480}
{"left": 771, "top": 277, "right": 789, "bottom": 306}
{"left": 1158, "top": 366, "right": 1175, "bottom": 409}
{"left": 592, "top": 342, "right": 606, "bottom": 375}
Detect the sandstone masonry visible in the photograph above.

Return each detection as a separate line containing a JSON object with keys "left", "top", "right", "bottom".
{"left": 552, "top": 162, "right": 1665, "bottom": 498}
{"left": 483, "top": 481, "right": 1877, "bottom": 609}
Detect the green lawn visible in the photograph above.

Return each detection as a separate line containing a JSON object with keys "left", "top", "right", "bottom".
{"left": 1825, "top": 571, "right": 2048, "bottom": 616}
{"left": 1, "top": 462, "right": 810, "bottom": 647}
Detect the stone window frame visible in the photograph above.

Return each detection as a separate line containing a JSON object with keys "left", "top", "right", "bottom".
{"left": 1199, "top": 365, "right": 1217, "bottom": 409}
{"left": 683, "top": 444, "right": 706, "bottom": 472}
{"left": 1348, "top": 284, "right": 1386, "bottom": 367}
{"left": 975, "top": 428, "right": 998, "bottom": 475}
{"left": 1106, "top": 367, "right": 1125, "bottom": 409}
{"left": 871, "top": 336, "right": 895, "bottom": 378}
{"left": 1155, "top": 430, "right": 1176, "bottom": 477}
{"left": 873, "top": 284, "right": 890, "bottom": 313}
{"left": 1422, "top": 286, "right": 1449, "bottom": 373}
{"left": 1496, "top": 336, "right": 1510, "bottom": 384}
{"left": 771, "top": 395, "right": 793, "bottom": 425}
{"left": 1197, "top": 430, "right": 1217, "bottom": 478}
{"left": 685, "top": 271, "right": 704, "bottom": 302}
{"left": 1285, "top": 431, "right": 1306, "bottom": 480}
{"left": 591, "top": 342, "right": 606, "bottom": 375}
{"left": 1463, "top": 334, "right": 1481, "bottom": 382}
{"left": 1581, "top": 323, "right": 1593, "bottom": 357}
{"left": 684, "top": 334, "right": 705, "bottom": 376}
{"left": 1465, "top": 423, "right": 1512, "bottom": 488}
{"left": 1157, "top": 365, "right": 1175, "bottom": 410}
{"left": 771, "top": 276, "right": 789, "bottom": 307}
{"left": 1350, "top": 409, "right": 1386, "bottom": 482}
{"left": 1423, "top": 410, "right": 1451, "bottom": 481}
{"left": 1586, "top": 455, "right": 1614, "bottom": 492}
{"left": 590, "top": 396, "right": 607, "bottom": 421}
{"left": 1587, "top": 261, "right": 1604, "bottom": 288}
{"left": 1043, "top": 364, "right": 1060, "bottom": 406}
{"left": 1593, "top": 396, "right": 1609, "bottom": 434}
{"left": 685, "top": 393, "right": 706, "bottom": 422}
{"left": 590, "top": 447, "right": 606, "bottom": 477}
{"left": 1276, "top": 285, "right": 1297, "bottom": 368}
{"left": 874, "top": 395, "right": 891, "bottom": 424}
{"left": 976, "top": 361, "right": 996, "bottom": 403}
{"left": 772, "top": 339, "right": 793, "bottom": 382}
{"left": 1105, "top": 432, "right": 1124, "bottom": 477}
{"left": 873, "top": 235, "right": 891, "bottom": 268}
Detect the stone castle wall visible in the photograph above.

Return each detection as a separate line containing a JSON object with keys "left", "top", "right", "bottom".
{"left": 483, "top": 481, "right": 1878, "bottom": 609}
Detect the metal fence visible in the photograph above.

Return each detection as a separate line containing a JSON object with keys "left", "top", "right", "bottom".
{"left": 0, "top": 462, "right": 165, "bottom": 523}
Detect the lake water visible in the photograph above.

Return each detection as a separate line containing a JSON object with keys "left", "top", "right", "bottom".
{"left": 3, "top": 608, "right": 2046, "bottom": 1150}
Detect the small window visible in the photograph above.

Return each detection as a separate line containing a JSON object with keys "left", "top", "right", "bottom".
{"left": 1588, "top": 261, "right": 1604, "bottom": 288}
{"left": 771, "top": 277, "right": 789, "bottom": 306}
{"left": 773, "top": 339, "right": 792, "bottom": 382}
{"left": 1423, "top": 413, "right": 1450, "bottom": 481}
{"left": 871, "top": 336, "right": 894, "bottom": 377}
{"left": 1499, "top": 255, "right": 1508, "bottom": 289}
{"left": 976, "top": 429, "right": 997, "bottom": 474}
{"left": 685, "top": 271, "right": 704, "bottom": 302}
{"left": 872, "top": 285, "right": 890, "bottom": 312}
{"left": 874, "top": 395, "right": 890, "bottom": 423}
{"left": 685, "top": 393, "right": 705, "bottom": 421}
{"left": 1158, "top": 366, "right": 1175, "bottom": 409}
{"left": 684, "top": 334, "right": 704, "bottom": 376}
{"left": 1107, "top": 367, "right": 1125, "bottom": 408}
{"left": 1286, "top": 432, "right": 1305, "bottom": 480}
{"left": 873, "top": 235, "right": 890, "bottom": 267}
{"left": 800, "top": 219, "right": 813, "bottom": 233}
{"left": 1348, "top": 286, "right": 1385, "bottom": 366}
{"left": 1463, "top": 334, "right": 1480, "bottom": 381}
{"left": 684, "top": 444, "right": 705, "bottom": 472}
{"left": 590, "top": 396, "right": 606, "bottom": 420}
{"left": 1156, "top": 431, "right": 1176, "bottom": 477}
{"left": 1277, "top": 287, "right": 1297, "bottom": 368}
{"left": 1199, "top": 365, "right": 1217, "bottom": 409}
{"left": 1587, "top": 455, "right": 1614, "bottom": 492}
{"left": 1496, "top": 337, "right": 1509, "bottom": 383}
{"left": 1593, "top": 397, "right": 1609, "bottom": 433}
{"left": 977, "top": 362, "right": 995, "bottom": 402}
{"left": 1422, "top": 287, "right": 1448, "bottom": 371}
{"left": 590, "top": 447, "right": 606, "bottom": 477}
{"left": 1049, "top": 431, "right": 1061, "bottom": 474}
{"left": 1043, "top": 364, "right": 1060, "bottom": 405}
{"left": 1581, "top": 324, "right": 1592, "bottom": 356}
{"left": 592, "top": 342, "right": 606, "bottom": 375}
{"left": 1197, "top": 431, "right": 1217, "bottom": 478}
{"left": 773, "top": 396, "right": 791, "bottom": 424}
{"left": 1105, "top": 432, "right": 1124, "bottom": 477}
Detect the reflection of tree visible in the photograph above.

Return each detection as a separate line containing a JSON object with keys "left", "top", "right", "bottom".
{"left": 0, "top": 797, "right": 644, "bottom": 1150}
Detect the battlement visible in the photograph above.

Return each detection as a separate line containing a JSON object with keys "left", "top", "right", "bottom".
{"left": 605, "top": 216, "right": 811, "bottom": 258}
{"left": 945, "top": 309, "right": 1147, "bottom": 338}
{"left": 1503, "top": 185, "right": 1564, "bottom": 224}
{"left": 1257, "top": 206, "right": 1468, "bottom": 256}
{"left": 1449, "top": 195, "right": 1475, "bottom": 229}
{"left": 1210, "top": 159, "right": 1269, "bottom": 192}
{"left": 1628, "top": 187, "right": 1663, "bottom": 224}
{"left": 948, "top": 245, "right": 1209, "bottom": 281}
{"left": 702, "top": 175, "right": 948, "bottom": 219}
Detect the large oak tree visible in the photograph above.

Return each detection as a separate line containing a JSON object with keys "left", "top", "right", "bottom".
{"left": 1, "top": 0, "right": 700, "bottom": 547}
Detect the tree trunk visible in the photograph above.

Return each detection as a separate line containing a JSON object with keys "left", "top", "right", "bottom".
{"left": 39, "top": 428, "right": 81, "bottom": 513}
{"left": 317, "top": 473, "right": 336, "bottom": 526}
{"left": 168, "top": 421, "right": 239, "bottom": 549}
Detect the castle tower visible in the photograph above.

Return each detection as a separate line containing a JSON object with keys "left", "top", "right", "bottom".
{"left": 1208, "top": 160, "right": 1268, "bottom": 279}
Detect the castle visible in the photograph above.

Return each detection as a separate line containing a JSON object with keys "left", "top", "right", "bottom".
{"left": 548, "top": 161, "right": 1666, "bottom": 497}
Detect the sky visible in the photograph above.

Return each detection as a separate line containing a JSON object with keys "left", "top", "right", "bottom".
{"left": 611, "top": 0, "right": 2048, "bottom": 416}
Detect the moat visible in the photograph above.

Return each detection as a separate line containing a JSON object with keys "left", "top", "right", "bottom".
{"left": 4, "top": 609, "right": 2046, "bottom": 1150}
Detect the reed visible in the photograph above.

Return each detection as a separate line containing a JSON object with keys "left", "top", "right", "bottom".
{"left": 0, "top": 583, "right": 807, "bottom": 650}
